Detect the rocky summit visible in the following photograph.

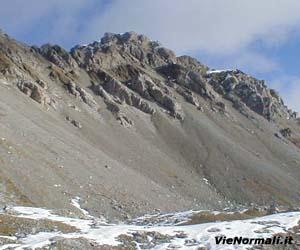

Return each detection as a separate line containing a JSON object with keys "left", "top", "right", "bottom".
{"left": 0, "top": 30, "right": 300, "bottom": 223}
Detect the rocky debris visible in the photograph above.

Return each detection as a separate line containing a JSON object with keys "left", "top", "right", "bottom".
{"left": 44, "top": 238, "right": 106, "bottom": 250}
{"left": 65, "top": 81, "right": 98, "bottom": 109}
{"left": 274, "top": 132, "right": 283, "bottom": 140}
{"left": 266, "top": 203, "right": 279, "bottom": 215}
{"left": 118, "top": 231, "right": 173, "bottom": 249}
{"left": 66, "top": 116, "right": 83, "bottom": 129}
{"left": 0, "top": 236, "right": 19, "bottom": 246}
{"left": 288, "top": 110, "right": 298, "bottom": 119}
{"left": 207, "top": 227, "right": 221, "bottom": 232}
{"left": 68, "top": 104, "right": 81, "bottom": 112}
{"left": 36, "top": 79, "right": 48, "bottom": 89}
{"left": 215, "top": 101, "right": 226, "bottom": 112}
{"left": 184, "top": 239, "right": 201, "bottom": 247}
{"left": 116, "top": 113, "right": 134, "bottom": 128}
{"left": 17, "top": 80, "right": 50, "bottom": 105}
{"left": 280, "top": 128, "right": 292, "bottom": 138}
{"left": 0, "top": 214, "right": 77, "bottom": 237}
{"left": 274, "top": 129, "right": 299, "bottom": 148}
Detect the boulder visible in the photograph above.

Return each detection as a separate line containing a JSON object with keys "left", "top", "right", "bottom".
{"left": 280, "top": 128, "right": 292, "bottom": 138}
{"left": 17, "top": 80, "right": 48, "bottom": 105}
{"left": 116, "top": 113, "right": 134, "bottom": 128}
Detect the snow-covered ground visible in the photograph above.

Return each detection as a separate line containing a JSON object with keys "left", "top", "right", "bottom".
{"left": 206, "top": 69, "right": 236, "bottom": 74}
{"left": 0, "top": 201, "right": 299, "bottom": 249}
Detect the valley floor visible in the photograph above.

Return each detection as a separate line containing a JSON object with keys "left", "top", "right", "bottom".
{"left": 0, "top": 199, "right": 299, "bottom": 250}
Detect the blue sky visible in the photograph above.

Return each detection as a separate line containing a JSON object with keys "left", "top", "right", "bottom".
{"left": 1, "top": 0, "right": 300, "bottom": 111}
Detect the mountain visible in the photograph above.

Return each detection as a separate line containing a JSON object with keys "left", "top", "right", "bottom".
{"left": 0, "top": 30, "right": 300, "bottom": 223}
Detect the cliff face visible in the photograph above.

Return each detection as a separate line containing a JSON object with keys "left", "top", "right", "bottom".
{"left": 0, "top": 31, "right": 300, "bottom": 219}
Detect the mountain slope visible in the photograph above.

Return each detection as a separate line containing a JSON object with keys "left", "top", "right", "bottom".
{"left": 0, "top": 30, "right": 300, "bottom": 220}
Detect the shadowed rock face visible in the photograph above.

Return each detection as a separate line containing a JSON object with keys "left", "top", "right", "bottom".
{"left": 0, "top": 30, "right": 300, "bottom": 220}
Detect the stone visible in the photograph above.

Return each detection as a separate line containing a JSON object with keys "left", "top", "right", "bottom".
{"left": 65, "top": 81, "right": 98, "bottom": 109}
{"left": 280, "top": 128, "right": 292, "bottom": 138}
{"left": 36, "top": 79, "right": 47, "bottom": 89}
{"left": 71, "top": 120, "right": 82, "bottom": 129}
{"left": 17, "top": 80, "right": 48, "bottom": 105}
{"left": 117, "top": 113, "right": 134, "bottom": 128}
{"left": 216, "top": 101, "right": 226, "bottom": 112}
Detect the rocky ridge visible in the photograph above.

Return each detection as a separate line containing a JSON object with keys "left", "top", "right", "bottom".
{"left": 33, "top": 32, "right": 297, "bottom": 124}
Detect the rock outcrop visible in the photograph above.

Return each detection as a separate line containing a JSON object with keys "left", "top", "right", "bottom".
{"left": 34, "top": 44, "right": 78, "bottom": 70}
{"left": 65, "top": 81, "right": 98, "bottom": 109}
{"left": 176, "top": 86, "right": 200, "bottom": 108}
{"left": 35, "top": 31, "right": 296, "bottom": 122}
{"left": 207, "top": 70, "right": 295, "bottom": 120}
{"left": 17, "top": 80, "right": 49, "bottom": 105}
{"left": 157, "top": 63, "right": 211, "bottom": 99}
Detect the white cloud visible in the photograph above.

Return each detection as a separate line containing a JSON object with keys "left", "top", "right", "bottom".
{"left": 270, "top": 76, "right": 300, "bottom": 112}
{"left": 230, "top": 52, "right": 279, "bottom": 74}
{"left": 84, "top": 0, "right": 300, "bottom": 55}
{"left": 201, "top": 50, "right": 280, "bottom": 74}
{"left": 2, "top": 0, "right": 300, "bottom": 55}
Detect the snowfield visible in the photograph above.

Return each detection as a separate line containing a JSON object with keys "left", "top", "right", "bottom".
{"left": 0, "top": 201, "right": 299, "bottom": 249}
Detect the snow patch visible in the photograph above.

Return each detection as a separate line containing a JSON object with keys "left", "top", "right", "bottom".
{"left": 207, "top": 69, "right": 236, "bottom": 74}
{"left": 1, "top": 206, "right": 300, "bottom": 249}
{"left": 71, "top": 197, "right": 93, "bottom": 219}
